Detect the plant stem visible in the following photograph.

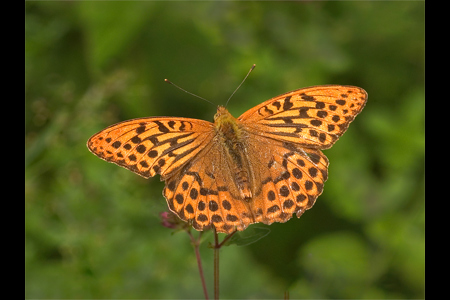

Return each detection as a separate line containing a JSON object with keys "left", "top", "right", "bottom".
{"left": 188, "top": 230, "right": 209, "bottom": 300}
{"left": 218, "top": 230, "right": 237, "bottom": 247}
{"left": 214, "top": 227, "right": 220, "bottom": 300}
{"left": 188, "top": 227, "right": 237, "bottom": 300}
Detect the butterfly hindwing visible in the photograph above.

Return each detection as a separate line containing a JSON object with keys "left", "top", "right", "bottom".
{"left": 163, "top": 141, "right": 255, "bottom": 233}
{"left": 240, "top": 134, "right": 329, "bottom": 227}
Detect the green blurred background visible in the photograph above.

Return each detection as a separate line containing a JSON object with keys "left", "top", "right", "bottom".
{"left": 25, "top": 1, "right": 424, "bottom": 299}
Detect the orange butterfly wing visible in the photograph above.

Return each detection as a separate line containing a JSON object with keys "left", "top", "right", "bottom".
{"left": 87, "top": 117, "right": 215, "bottom": 179}
{"left": 238, "top": 85, "right": 368, "bottom": 149}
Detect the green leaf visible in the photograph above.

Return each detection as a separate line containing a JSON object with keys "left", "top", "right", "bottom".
{"left": 225, "top": 226, "right": 271, "bottom": 247}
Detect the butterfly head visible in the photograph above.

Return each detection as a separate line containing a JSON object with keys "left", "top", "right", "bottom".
{"left": 214, "top": 105, "right": 234, "bottom": 122}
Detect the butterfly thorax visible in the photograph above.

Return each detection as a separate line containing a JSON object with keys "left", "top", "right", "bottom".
{"left": 213, "top": 106, "right": 244, "bottom": 145}
{"left": 214, "top": 106, "right": 253, "bottom": 200}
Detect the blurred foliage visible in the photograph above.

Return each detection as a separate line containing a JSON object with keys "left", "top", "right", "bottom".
{"left": 25, "top": 1, "right": 424, "bottom": 299}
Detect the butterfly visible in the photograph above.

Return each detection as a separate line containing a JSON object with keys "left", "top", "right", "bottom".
{"left": 87, "top": 85, "right": 367, "bottom": 234}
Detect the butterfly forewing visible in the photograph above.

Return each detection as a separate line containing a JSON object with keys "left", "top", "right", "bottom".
{"left": 87, "top": 117, "right": 215, "bottom": 178}
{"left": 238, "top": 85, "right": 367, "bottom": 149}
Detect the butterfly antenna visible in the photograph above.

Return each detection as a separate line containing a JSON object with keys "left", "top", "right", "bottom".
{"left": 165, "top": 79, "right": 215, "bottom": 106}
{"left": 225, "top": 64, "right": 256, "bottom": 107}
